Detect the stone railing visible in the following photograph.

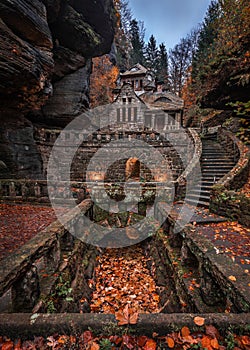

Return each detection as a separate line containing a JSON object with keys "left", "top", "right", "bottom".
{"left": 175, "top": 128, "right": 202, "bottom": 200}
{"left": 154, "top": 202, "right": 250, "bottom": 313}
{"left": 0, "top": 179, "right": 173, "bottom": 205}
{"left": 0, "top": 200, "right": 94, "bottom": 313}
{"left": 210, "top": 128, "right": 250, "bottom": 225}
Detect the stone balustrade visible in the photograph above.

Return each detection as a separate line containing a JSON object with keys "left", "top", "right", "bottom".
{"left": 0, "top": 200, "right": 93, "bottom": 313}
{"left": 175, "top": 128, "right": 202, "bottom": 200}
{"left": 210, "top": 128, "right": 250, "bottom": 225}
{"left": 154, "top": 202, "right": 250, "bottom": 313}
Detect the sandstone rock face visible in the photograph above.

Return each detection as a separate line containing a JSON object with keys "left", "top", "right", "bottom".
{"left": 0, "top": 117, "right": 43, "bottom": 179}
{"left": 42, "top": 60, "right": 92, "bottom": 127}
{"left": 0, "top": 0, "right": 116, "bottom": 178}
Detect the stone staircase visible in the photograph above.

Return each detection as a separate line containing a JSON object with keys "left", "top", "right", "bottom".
{"left": 186, "top": 134, "right": 236, "bottom": 207}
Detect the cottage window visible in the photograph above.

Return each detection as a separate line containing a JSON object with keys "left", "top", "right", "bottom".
{"left": 117, "top": 108, "right": 120, "bottom": 122}
{"left": 128, "top": 107, "right": 131, "bottom": 121}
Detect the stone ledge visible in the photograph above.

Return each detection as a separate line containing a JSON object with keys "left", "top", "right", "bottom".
{"left": 0, "top": 313, "right": 249, "bottom": 338}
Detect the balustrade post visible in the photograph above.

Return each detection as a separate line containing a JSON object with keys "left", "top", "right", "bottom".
{"left": 9, "top": 182, "right": 16, "bottom": 197}
{"left": 199, "top": 266, "right": 226, "bottom": 307}
{"left": 44, "top": 240, "right": 61, "bottom": 271}
{"left": 11, "top": 265, "right": 40, "bottom": 312}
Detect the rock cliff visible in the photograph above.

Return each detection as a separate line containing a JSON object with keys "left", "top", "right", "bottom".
{"left": 0, "top": 0, "right": 116, "bottom": 178}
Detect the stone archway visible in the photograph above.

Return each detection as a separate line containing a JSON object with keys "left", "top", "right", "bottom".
{"left": 125, "top": 158, "right": 140, "bottom": 181}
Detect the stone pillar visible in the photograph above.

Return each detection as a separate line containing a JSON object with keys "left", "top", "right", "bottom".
{"left": 44, "top": 241, "right": 61, "bottom": 271}
{"left": 138, "top": 201, "right": 147, "bottom": 216}
{"left": 199, "top": 267, "right": 226, "bottom": 307}
{"left": 12, "top": 265, "right": 40, "bottom": 312}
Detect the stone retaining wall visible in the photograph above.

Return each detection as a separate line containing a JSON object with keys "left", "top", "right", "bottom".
{"left": 210, "top": 128, "right": 250, "bottom": 226}
{"left": 35, "top": 128, "right": 188, "bottom": 181}
{"left": 154, "top": 202, "right": 250, "bottom": 313}
{"left": 0, "top": 200, "right": 94, "bottom": 313}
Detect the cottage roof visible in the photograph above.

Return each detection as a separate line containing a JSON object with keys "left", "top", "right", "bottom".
{"left": 120, "top": 63, "right": 148, "bottom": 77}
{"left": 140, "top": 91, "right": 184, "bottom": 111}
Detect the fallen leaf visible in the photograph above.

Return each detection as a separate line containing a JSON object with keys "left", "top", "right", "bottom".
{"left": 166, "top": 337, "right": 175, "bottom": 348}
{"left": 194, "top": 316, "right": 205, "bottom": 326}
{"left": 228, "top": 275, "right": 236, "bottom": 281}
{"left": 83, "top": 330, "right": 94, "bottom": 344}
{"left": 90, "top": 341, "right": 100, "bottom": 350}
{"left": 115, "top": 304, "right": 138, "bottom": 325}
{"left": 181, "top": 326, "right": 190, "bottom": 337}
{"left": 144, "top": 338, "right": 157, "bottom": 350}
{"left": 2, "top": 341, "right": 14, "bottom": 350}
{"left": 201, "top": 336, "right": 211, "bottom": 349}
{"left": 211, "top": 338, "right": 220, "bottom": 349}
{"left": 205, "top": 325, "right": 220, "bottom": 339}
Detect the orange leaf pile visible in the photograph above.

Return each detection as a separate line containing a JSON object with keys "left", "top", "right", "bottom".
{"left": 0, "top": 326, "right": 250, "bottom": 349}
{"left": 90, "top": 245, "right": 160, "bottom": 314}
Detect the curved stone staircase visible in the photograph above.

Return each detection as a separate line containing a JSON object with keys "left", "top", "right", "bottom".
{"left": 186, "top": 134, "right": 236, "bottom": 207}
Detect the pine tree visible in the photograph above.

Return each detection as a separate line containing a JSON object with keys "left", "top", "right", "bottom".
{"left": 129, "top": 19, "right": 145, "bottom": 66}
{"left": 192, "top": 0, "right": 221, "bottom": 78}
{"left": 145, "top": 35, "right": 159, "bottom": 72}
{"left": 156, "top": 43, "right": 169, "bottom": 85}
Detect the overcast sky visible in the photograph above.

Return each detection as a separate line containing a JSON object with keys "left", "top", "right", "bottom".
{"left": 128, "top": 0, "right": 211, "bottom": 49}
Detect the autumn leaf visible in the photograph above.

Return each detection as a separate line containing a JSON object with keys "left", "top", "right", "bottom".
{"left": 58, "top": 335, "right": 68, "bottom": 344}
{"left": 47, "top": 336, "right": 58, "bottom": 349}
{"left": 83, "top": 330, "right": 94, "bottom": 344}
{"left": 166, "top": 337, "right": 175, "bottom": 348}
{"left": 1, "top": 341, "right": 14, "bottom": 350}
{"left": 181, "top": 326, "right": 190, "bottom": 337}
{"left": 228, "top": 275, "right": 237, "bottom": 281}
{"left": 137, "top": 336, "right": 148, "bottom": 347}
{"left": 90, "top": 342, "right": 100, "bottom": 350}
{"left": 205, "top": 325, "right": 220, "bottom": 339}
{"left": 144, "top": 338, "right": 157, "bottom": 350}
{"left": 211, "top": 338, "right": 220, "bottom": 349}
{"left": 194, "top": 316, "right": 205, "bottom": 326}
{"left": 115, "top": 304, "right": 139, "bottom": 325}
{"left": 201, "top": 336, "right": 211, "bottom": 349}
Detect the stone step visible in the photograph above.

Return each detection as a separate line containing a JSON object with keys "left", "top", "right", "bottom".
{"left": 186, "top": 198, "right": 210, "bottom": 207}
{"left": 202, "top": 169, "right": 232, "bottom": 175}
{"left": 202, "top": 146, "right": 224, "bottom": 150}
{"left": 189, "top": 188, "right": 211, "bottom": 197}
{"left": 187, "top": 193, "right": 210, "bottom": 203}
{"left": 200, "top": 183, "right": 214, "bottom": 188}
{"left": 202, "top": 163, "right": 233, "bottom": 168}
{"left": 202, "top": 167, "right": 233, "bottom": 172}
{"left": 202, "top": 153, "right": 232, "bottom": 157}
{"left": 201, "top": 160, "right": 235, "bottom": 165}
{"left": 201, "top": 177, "right": 221, "bottom": 183}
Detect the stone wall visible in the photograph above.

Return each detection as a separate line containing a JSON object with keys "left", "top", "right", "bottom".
{"left": 0, "top": 200, "right": 94, "bottom": 313}
{"left": 210, "top": 128, "right": 250, "bottom": 226}
{"left": 34, "top": 127, "right": 187, "bottom": 181}
{"left": 154, "top": 202, "right": 250, "bottom": 313}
